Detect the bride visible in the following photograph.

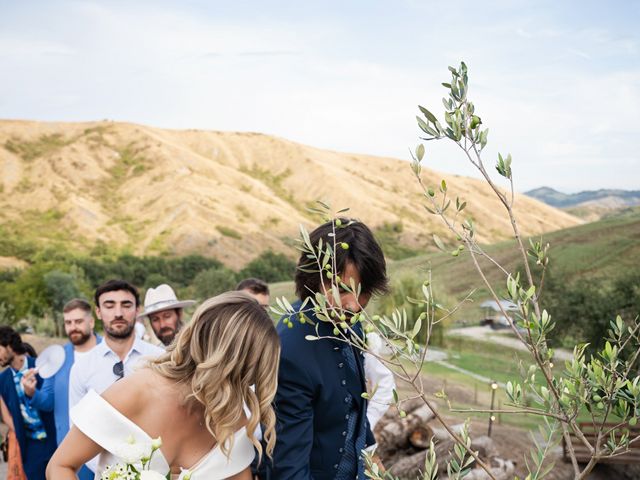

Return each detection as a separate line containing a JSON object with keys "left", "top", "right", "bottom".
{"left": 46, "top": 291, "right": 280, "bottom": 479}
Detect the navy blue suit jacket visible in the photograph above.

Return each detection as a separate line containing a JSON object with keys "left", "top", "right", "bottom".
{"left": 268, "top": 302, "right": 374, "bottom": 479}
{"left": 0, "top": 356, "right": 56, "bottom": 469}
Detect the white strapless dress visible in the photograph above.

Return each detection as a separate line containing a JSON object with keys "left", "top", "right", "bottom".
{"left": 71, "top": 390, "right": 255, "bottom": 480}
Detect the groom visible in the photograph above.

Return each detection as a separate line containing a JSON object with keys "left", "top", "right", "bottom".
{"left": 267, "top": 218, "right": 389, "bottom": 479}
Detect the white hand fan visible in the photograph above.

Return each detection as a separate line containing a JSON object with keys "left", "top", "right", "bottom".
{"left": 35, "top": 344, "right": 65, "bottom": 378}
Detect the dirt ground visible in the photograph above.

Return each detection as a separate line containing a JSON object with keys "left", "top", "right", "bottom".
{"left": 483, "top": 420, "right": 638, "bottom": 480}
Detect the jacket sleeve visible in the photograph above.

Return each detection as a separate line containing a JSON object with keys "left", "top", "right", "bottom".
{"left": 27, "top": 376, "right": 54, "bottom": 412}
{"left": 271, "top": 351, "right": 316, "bottom": 480}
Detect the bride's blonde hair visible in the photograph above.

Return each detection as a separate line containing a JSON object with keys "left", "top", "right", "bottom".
{"left": 149, "top": 291, "right": 280, "bottom": 460}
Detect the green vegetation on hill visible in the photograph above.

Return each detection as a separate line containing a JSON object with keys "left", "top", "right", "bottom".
{"left": 5, "top": 133, "right": 75, "bottom": 162}
{"left": 391, "top": 208, "right": 640, "bottom": 302}
{"left": 374, "top": 221, "right": 421, "bottom": 260}
{"left": 0, "top": 249, "right": 295, "bottom": 335}
{"left": 388, "top": 209, "right": 640, "bottom": 351}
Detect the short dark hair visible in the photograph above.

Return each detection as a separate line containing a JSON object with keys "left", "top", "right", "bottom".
{"left": 0, "top": 326, "right": 26, "bottom": 355}
{"left": 22, "top": 342, "right": 37, "bottom": 358}
{"left": 236, "top": 278, "right": 270, "bottom": 296}
{"left": 63, "top": 298, "right": 92, "bottom": 314}
{"left": 295, "top": 218, "right": 389, "bottom": 301}
{"left": 94, "top": 279, "right": 140, "bottom": 307}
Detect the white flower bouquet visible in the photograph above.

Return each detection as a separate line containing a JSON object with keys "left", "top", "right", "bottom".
{"left": 100, "top": 436, "right": 192, "bottom": 480}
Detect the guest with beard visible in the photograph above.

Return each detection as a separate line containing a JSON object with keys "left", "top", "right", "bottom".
{"left": 68, "top": 279, "right": 163, "bottom": 475}
{"left": 0, "top": 326, "right": 56, "bottom": 479}
{"left": 137, "top": 284, "right": 195, "bottom": 347}
{"left": 25, "top": 298, "right": 102, "bottom": 480}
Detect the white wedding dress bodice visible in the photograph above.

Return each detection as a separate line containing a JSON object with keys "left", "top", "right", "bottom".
{"left": 71, "top": 390, "right": 255, "bottom": 479}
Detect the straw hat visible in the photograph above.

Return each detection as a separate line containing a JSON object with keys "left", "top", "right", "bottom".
{"left": 138, "top": 284, "right": 196, "bottom": 319}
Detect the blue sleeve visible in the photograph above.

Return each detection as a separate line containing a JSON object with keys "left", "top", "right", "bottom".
{"left": 28, "top": 376, "right": 54, "bottom": 412}
{"left": 271, "top": 352, "right": 315, "bottom": 480}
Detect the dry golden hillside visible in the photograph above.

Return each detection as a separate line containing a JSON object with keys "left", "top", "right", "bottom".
{"left": 0, "top": 120, "right": 581, "bottom": 268}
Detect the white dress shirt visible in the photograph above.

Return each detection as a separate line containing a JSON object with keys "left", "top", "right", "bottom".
{"left": 68, "top": 337, "right": 164, "bottom": 410}
{"left": 364, "top": 332, "right": 396, "bottom": 429}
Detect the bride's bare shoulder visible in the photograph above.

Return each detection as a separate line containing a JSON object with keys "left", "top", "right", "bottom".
{"left": 100, "top": 368, "right": 161, "bottom": 416}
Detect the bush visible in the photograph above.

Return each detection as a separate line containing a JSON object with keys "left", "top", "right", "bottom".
{"left": 191, "top": 267, "right": 238, "bottom": 300}
{"left": 374, "top": 222, "right": 420, "bottom": 260}
{"left": 216, "top": 225, "right": 242, "bottom": 240}
{"left": 542, "top": 269, "right": 640, "bottom": 353}
{"left": 239, "top": 250, "right": 295, "bottom": 283}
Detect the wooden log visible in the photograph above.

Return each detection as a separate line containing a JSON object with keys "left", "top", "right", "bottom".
{"left": 430, "top": 423, "right": 468, "bottom": 443}
{"left": 465, "top": 458, "right": 515, "bottom": 480}
{"left": 433, "top": 438, "right": 457, "bottom": 473}
{"left": 377, "top": 405, "right": 437, "bottom": 460}
{"left": 387, "top": 438, "right": 455, "bottom": 478}
{"left": 374, "top": 397, "right": 427, "bottom": 435}
{"left": 471, "top": 435, "right": 497, "bottom": 460}
{"left": 387, "top": 448, "right": 429, "bottom": 478}
{"left": 409, "top": 425, "right": 434, "bottom": 449}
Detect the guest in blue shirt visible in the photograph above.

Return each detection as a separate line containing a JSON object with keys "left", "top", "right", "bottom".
{"left": 0, "top": 326, "right": 56, "bottom": 480}
{"left": 266, "top": 218, "right": 389, "bottom": 479}
{"left": 27, "top": 298, "right": 101, "bottom": 480}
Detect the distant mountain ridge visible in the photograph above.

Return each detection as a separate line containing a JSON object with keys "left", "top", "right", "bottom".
{"left": 525, "top": 187, "right": 640, "bottom": 209}
{"left": 0, "top": 120, "right": 580, "bottom": 268}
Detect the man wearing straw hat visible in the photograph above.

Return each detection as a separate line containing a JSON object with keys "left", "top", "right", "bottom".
{"left": 138, "top": 284, "right": 196, "bottom": 347}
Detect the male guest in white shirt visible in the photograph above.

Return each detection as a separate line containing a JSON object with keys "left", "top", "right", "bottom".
{"left": 68, "top": 279, "right": 163, "bottom": 473}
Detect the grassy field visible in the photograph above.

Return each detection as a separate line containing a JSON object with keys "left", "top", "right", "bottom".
{"left": 399, "top": 335, "right": 597, "bottom": 430}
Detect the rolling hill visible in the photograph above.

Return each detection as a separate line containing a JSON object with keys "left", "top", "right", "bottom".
{"left": 0, "top": 120, "right": 580, "bottom": 268}
{"left": 525, "top": 187, "right": 640, "bottom": 221}
{"left": 386, "top": 207, "right": 640, "bottom": 320}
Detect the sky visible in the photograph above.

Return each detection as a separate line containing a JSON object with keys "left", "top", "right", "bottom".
{"left": 0, "top": 0, "right": 638, "bottom": 193}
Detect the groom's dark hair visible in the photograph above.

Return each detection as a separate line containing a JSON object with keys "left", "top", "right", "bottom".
{"left": 294, "top": 218, "right": 389, "bottom": 301}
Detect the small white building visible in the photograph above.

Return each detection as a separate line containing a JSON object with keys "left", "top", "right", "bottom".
{"left": 480, "top": 299, "right": 519, "bottom": 328}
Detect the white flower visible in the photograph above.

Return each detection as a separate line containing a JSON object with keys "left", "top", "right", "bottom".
{"left": 178, "top": 468, "right": 192, "bottom": 480}
{"left": 151, "top": 436, "right": 162, "bottom": 450}
{"left": 112, "top": 441, "right": 152, "bottom": 465}
{"left": 140, "top": 471, "right": 168, "bottom": 480}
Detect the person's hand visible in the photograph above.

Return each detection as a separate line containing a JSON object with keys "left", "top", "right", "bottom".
{"left": 21, "top": 368, "right": 38, "bottom": 397}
